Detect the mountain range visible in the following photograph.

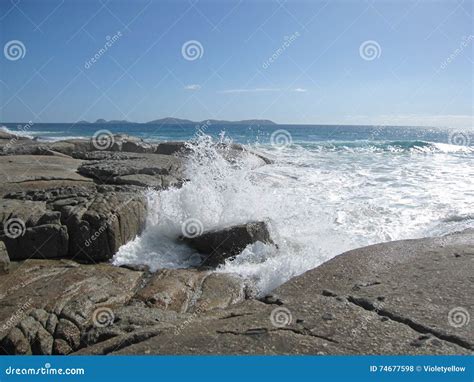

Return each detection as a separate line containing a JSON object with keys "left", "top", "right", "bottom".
{"left": 77, "top": 118, "right": 276, "bottom": 125}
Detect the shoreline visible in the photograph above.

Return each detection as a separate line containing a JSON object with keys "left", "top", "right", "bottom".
{"left": 0, "top": 130, "right": 472, "bottom": 355}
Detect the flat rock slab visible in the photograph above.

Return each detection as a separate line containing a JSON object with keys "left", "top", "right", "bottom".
{"left": 103, "top": 230, "right": 473, "bottom": 355}
{"left": 182, "top": 221, "right": 274, "bottom": 267}
{"left": 77, "top": 153, "right": 183, "bottom": 188}
{"left": 0, "top": 155, "right": 92, "bottom": 198}
{"left": 0, "top": 155, "right": 89, "bottom": 184}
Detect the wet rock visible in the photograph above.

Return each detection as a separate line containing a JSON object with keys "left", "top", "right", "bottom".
{"left": 182, "top": 221, "right": 274, "bottom": 267}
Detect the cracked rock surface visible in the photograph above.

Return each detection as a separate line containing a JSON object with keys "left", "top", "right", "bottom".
{"left": 84, "top": 229, "right": 473, "bottom": 355}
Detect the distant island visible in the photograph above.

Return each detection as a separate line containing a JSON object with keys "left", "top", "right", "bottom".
{"left": 76, "top": 118, "right": 277, "bottom": 125}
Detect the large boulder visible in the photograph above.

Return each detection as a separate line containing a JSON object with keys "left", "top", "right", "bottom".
{"left": 181, "top": 221, "right": 274, "bottom": 267}
{"left": 59, "top": 190, "right": 147, "bottom": 262}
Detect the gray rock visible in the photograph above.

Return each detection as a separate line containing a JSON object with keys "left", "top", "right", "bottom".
{"left": 0, "top": 259, "right": 143, "bottom": 354}
{"left": 182, "top": 221, "right": 274, "bottom": 267}
{"left": 135, "top": 269, "right": 246, "bottom": 314}
{"left": 77, "top": 153, "right": 184, "bottom": 188}
{"left": 0, "top": 241, "right": 9, "bottom": 274}
{"left": 97, "top": 230, "right": 473, "bottom": 355}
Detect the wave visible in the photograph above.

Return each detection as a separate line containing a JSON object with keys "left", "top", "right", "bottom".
{"left": 286, "top": 140, "right": 474, "bottom": 154}
{"left": 113, "top": 133, "right": 474, "bottom": 295}
{"left": 0, "top": 125, "right": 34, "bottom": 139}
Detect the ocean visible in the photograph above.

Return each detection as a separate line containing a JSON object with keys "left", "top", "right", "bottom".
{"left": 2, "top": 122, "right": 473, "bottom": 294}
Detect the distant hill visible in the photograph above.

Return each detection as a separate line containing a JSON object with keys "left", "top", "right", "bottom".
{"left": 76, "top": 118, "right": 277, "bottom": 125}
{"left": 146, "top": 118, "right": 276, "bottom": 125}
{"left": 146, "top": 117, "right": 195, "bottom": 125}
{"left": 76, "top": 119, "right": 131, "bottom": 124}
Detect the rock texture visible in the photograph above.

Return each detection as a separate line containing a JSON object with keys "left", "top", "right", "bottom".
{"left": 0, "top": 241, "right": 9, "bottom": 274}
{"left": 0, "top": 260, "right": 248, "bottom": 355}
{"left": 75, "top": 230, "right": 473, "bottom": 355}
{"left": 0, "top": 134, "right": 270, "bottom": 264}
{"left": 2, "top": 132, "right": 470, "bottom": 356}
{"left": 182, "top": 221, "right": 274, "bottom": 267}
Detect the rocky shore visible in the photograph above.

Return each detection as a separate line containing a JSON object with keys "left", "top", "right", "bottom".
{"left": 0, "top": 130, "right": 472, "bottom": 355}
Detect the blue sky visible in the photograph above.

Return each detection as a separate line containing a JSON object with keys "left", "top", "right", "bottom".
{"left": 0, "top": 0, "right": 472, "bottom": 127}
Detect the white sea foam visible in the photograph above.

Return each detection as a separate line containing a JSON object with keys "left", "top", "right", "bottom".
{"left": 0, "top": 126, "right": 33, "bottom": 139}
{"left": 113, "top": 134, "right": 474, "bottom": 295}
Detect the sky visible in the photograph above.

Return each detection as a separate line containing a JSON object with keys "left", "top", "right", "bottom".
{"left": 0, "top": 0, "right": 473, "bottom": 127}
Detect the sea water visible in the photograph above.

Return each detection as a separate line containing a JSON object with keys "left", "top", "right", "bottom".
{"left": 2, "top": 123, "right": 473, "bottom": 294}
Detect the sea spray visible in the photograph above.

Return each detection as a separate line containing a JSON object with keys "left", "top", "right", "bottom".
{"left": 113, "top": 133, "right": 474, "bottom": 295}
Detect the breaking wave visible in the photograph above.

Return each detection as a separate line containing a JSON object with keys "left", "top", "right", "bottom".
{"left": 114, "top": 133, "right": 474, "bottom": 295}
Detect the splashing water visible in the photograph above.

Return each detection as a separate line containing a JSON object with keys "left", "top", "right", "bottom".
{"left": 113, "top": 133, "right": 474, "bottom": 295}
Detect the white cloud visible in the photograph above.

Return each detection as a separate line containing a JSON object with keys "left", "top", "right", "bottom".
{"left": 293, "top": 88, "right": 307, "bottom": 92}
{"left": 218, "top": 88, "right": 281, "bottom": 94}
{"left": 184, "top": 84, "right": 201, "bottom": 91}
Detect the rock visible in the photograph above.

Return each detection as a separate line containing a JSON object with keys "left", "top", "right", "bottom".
{"left": 0, "top": 129, "right": 31, "bottom": 141}
{"left": 68, "top": 190, "right": 146, "bottom": 262}
{"left": 77, "top": 153, "right": 184, "bottom": 188}
{"left": 99, "top": 230, "right": 473, "bottom": 355}
{"left": 136, "top": 269, "right": 209, "bottom": 313}
{"left": 0, "top": 155, "right": 93, "bottom": 198}
{"left": 182, "top": 221, "right": 274, "bottom": 267}
{"left": 0, "top": 199, "right": 69, "bottom": 260}
{"left": 135, "top": 269, "right": 247, "bottom": 314}
{"left": 155, "top": 142, "right": 189, "bottom": 155}
{"left": 0, "top": 259, "right": 143, "bottom": 354}
{"left": 193, "top": 273, "right": 246, "bottom": 312}
{"left": 0, "top": 241, "right": 9, "bottom": 274}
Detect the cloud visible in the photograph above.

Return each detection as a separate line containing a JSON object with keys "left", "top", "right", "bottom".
{"left": 218, "top": 88, "right": 281, "bottom": 94}
{"left": 293, "top": 88, "right": 307, "bottom": 92}
{"left": 184, "top": 84, "right": 201, "bottom": 91}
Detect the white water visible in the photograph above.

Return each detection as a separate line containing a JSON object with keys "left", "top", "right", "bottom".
{"left": 113, "top": 134, "right": 474, "bottom": 295}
